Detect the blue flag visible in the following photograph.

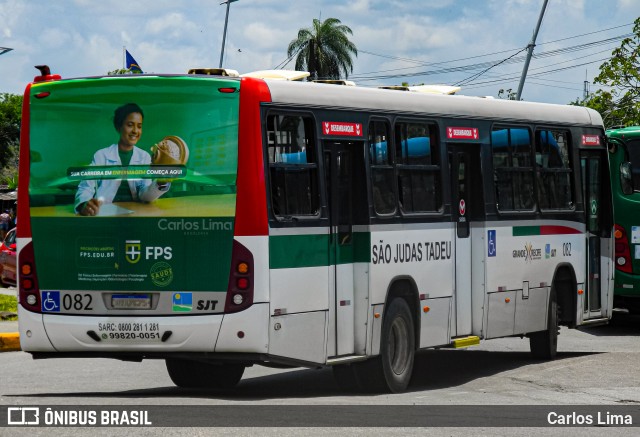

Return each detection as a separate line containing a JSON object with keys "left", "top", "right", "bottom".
{"left": 125, "top": 50, "right": 143, "bottom": 73}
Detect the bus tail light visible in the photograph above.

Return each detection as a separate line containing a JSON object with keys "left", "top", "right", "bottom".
{"left": 224, "top": 240, "right": 254, "bottom": 313}
{"left": 614, "top": 224, "right": 632, "bottom": 274}
{"left": 18, "top": 241, "right": 42, "bottom": 313}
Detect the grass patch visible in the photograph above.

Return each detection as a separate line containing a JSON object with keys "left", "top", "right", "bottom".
{"left": 0, "top": 294, "right": 18, "bottom": 314}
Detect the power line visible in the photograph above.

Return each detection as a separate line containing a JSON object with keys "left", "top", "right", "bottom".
{"left": 454, "top": 48, "right": 528, "bottom": 86}
{"left": 351, "top": 34, "right": 626, "bottom": 83}
{"left": 356, "top": 21, "right": 634, "bottom": 72}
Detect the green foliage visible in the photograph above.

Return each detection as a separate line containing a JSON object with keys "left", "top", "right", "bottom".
{"left": 0, "top": 294, "right": 18, "bottom": 314}
{"left": 287, "top": 18, "right": 358, "bottom": 80}
{"left": 498, "top": 88, "right": 518, "bottom": 100}
{"left": 107, "top": 68, "right": 142, "bottom": 75}
{"left": 0, "top": 93, "right": 22, "bottom": 181}
{"left": 583, "top": 17, "right": 640, "bottom": 128}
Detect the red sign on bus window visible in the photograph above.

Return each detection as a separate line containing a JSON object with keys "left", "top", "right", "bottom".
{"left": 447, "top": 126, "right": 479, "bottom": 140}
{"left": 582, "top": 135, "right": 600, "bottom": 146}
{"left": 323, "top": 121, "right": 363, "bottom": 137}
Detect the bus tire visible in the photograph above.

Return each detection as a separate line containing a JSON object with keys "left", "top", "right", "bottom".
{"left": 165, "top": 359, "right": 245, "bottom": 389}
{"left": 356, "top": 298, "right": 415, "bottom": 393}
{"left": 529, "top": 288, "right": 558, "bottom": 359}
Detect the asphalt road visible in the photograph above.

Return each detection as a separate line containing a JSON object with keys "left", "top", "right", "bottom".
{"left": 0, "top": 310, "right": 639, "bottom": 435}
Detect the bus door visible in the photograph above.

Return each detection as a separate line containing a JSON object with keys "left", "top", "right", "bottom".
{"left": 580, "top": 149, "right": 611, "bottom": 318}
{"left": 324, "top": 141, "right": 367, "bottom": 357}
{"left": 448, "top": 143, "right": 484, "bottom": 336}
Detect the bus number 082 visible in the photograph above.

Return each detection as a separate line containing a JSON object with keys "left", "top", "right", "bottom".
{"left": 63, "top": 293, "right": 94, "bottom": 311}
{"left": 562, "top": 243, "right": 572, "bottom": 257}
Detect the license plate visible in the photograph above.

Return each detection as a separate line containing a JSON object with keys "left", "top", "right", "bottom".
{"left": 111, "top": 294, "right": 151, "bottom": 310}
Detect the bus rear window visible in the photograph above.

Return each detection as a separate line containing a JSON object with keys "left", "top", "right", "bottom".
{"left": 624, "top": 139, "right": 640, "bottom": 192}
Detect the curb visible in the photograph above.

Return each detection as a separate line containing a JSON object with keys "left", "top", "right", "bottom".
{"left": 0, "top": 332, "right": 20, "bottom": 352}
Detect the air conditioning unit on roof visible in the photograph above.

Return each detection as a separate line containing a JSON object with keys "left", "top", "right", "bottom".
{"left": 187, "top": 68, "right": 240, "bottom": 77}
{"left": 240, "top": 70, "right": 310, "bottom": 81}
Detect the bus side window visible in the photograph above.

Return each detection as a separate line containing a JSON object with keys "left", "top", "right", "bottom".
{"left": 266, "top": 114, "right": 320, "bottom": 219}
{"left": 368, "top": 120, "right": 396, "bottom": 215}
{"left": 535, "top": 129, "right": 573, "bottom": 210}
{"left": 491, "top": 127, "right": 535, "bottom": 212}
{"left": 394, "top": 121, "right": 441, "bottom": 213}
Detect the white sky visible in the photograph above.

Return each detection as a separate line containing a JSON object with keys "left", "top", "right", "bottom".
{"left": 0, "top": 0, "right": 638, "bottom": 104}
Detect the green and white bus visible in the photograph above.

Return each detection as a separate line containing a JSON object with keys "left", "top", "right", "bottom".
{"left": 606, "top": 126, "right": 640, "bottom": 313}
{"left": 17, "top": 67, "right": 614, "bottom": 392}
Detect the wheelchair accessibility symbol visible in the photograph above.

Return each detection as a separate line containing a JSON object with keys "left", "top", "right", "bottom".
{"left": 41, "top": 291, "right": 61, "bottom": 313}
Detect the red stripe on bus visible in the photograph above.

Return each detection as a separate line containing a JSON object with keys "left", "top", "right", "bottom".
{"left": 17, "top": 83, "right": 33, "bottom": 239}
{"left": 540, "top": 225, "right": 581, "bottom": 235}
{"left": 234, "top": 77, "right": 271, "bottom": 236}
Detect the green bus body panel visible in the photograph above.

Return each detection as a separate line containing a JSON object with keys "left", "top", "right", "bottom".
{"left": 607, "top": 126, "right": 640, "bottom": 300}
{"left": 30, "top": 217, "right": 234, "bottom": 291}
{"left": 269, "top": 232, "right": 371, "bottom": 269}
{"left": 28, "top": 77, "right": 240, "bottom": 292}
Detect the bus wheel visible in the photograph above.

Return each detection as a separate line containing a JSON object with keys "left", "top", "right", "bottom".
{"left": 165, "top": 359, "right": 245, "bottom": 389}
{"left": 358, "top": 298, "right": 415, "bottom": 393}
{"left": 529, "top": 288, "right": 558, "bottom": 359}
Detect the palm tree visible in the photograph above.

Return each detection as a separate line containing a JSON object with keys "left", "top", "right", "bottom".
{"left": 287, "top": 18, "right": 357, "bottom": 80}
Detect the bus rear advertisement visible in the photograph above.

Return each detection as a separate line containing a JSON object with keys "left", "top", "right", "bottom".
{"left": 17, "top": 67, "right": 614, "bottom": 393}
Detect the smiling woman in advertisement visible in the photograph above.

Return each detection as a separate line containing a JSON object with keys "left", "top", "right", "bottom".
{"left": 74, "top": 103, "right": 173, "bottom": 216}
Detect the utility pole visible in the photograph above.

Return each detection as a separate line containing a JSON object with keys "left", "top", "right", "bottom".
{"left": 219, "top": 0, "right": 238, "bottom": 68}
{"left": 583, "top": 70, "right": 590, "bottom": 101}
{"left": 516, "top": 0, "right": 549, "bottom": 100}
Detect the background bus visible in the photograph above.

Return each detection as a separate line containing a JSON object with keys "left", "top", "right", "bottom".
{"left": 17, "top": 67, "right": 613, "bottom": 393}
{"left": 606, "top": 126, "right": 640, "bottom": 314}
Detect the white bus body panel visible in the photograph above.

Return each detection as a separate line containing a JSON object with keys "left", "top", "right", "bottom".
{"left": 334, "top": 262, "right": 355, "bottom": 355}
{"left": 369, "top": 223, "right": 455, "bottom": 304}
{"left": 269, "top": 311, "right": 327, "bottom": 364}
{"left": 20, "top": 303, "right": 269, "bottom": 353}
{"left": 270, "top": 266, "right": 329, "bottom": 314}
{"left": 215, "top": 303, "right": 269, "bottom": 353}
{"left": 482, "top": 220, "right": 587, "bottom": 337}
{"left": 18, "top": 305, "right": 53, "bottom": 352}
{"left": 471, "top": 224, "right": 488, "bottom": 337}
{"left": 419, "top": 296, "right": 451, "bottom": 347}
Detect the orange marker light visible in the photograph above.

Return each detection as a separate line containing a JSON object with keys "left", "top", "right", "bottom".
{"left": 374, "top": 313, "right": 381, "bottom": 319}
{"left": 423, "top": 306, "right": 430, "bottom": 313}
{"left": 505, "top": 298, "right": 511, "bottom": 303}
{"left": 237, "top": 262, "right": 249, "bottom": 274}
{"left": 578, "top": 289, "right": 584, "bottom": 295}
{"left": 21, "top": 264, "right": 32, "bottom": 276}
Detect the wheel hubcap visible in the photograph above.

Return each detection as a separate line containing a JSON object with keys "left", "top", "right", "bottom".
{"left": 389, "top": 317, "right": 409, "bottom": 375}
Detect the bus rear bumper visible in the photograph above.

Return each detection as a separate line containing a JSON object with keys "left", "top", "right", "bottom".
{"left": 18, "top": 303, "right": 269, "bottom": 354}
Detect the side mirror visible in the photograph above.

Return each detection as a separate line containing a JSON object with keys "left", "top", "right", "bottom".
{"left": 620, "top": 161, "right": 634, "bottom": 195}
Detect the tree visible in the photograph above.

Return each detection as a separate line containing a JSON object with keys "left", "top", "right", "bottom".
{"left": 0, "top": 93, "right": 22, "bottom": 181}
{"left": 107, "top": 68, "right": 140, "bottom": 75}
{"left": 498, "top": 88, "right": 518, "bottom": 100}
{"left": 582, "top": 17, "right": 640, "bottom": 127}
{"left": 287, "top": 18, "right": 358, "bottom": 80}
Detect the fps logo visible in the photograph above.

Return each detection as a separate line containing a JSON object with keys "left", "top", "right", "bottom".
{"left": 125, "top": 240, "right": 142, "bottom": 264}
{"left": 125, "top": 240, "right": 172, "bottom": 264}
